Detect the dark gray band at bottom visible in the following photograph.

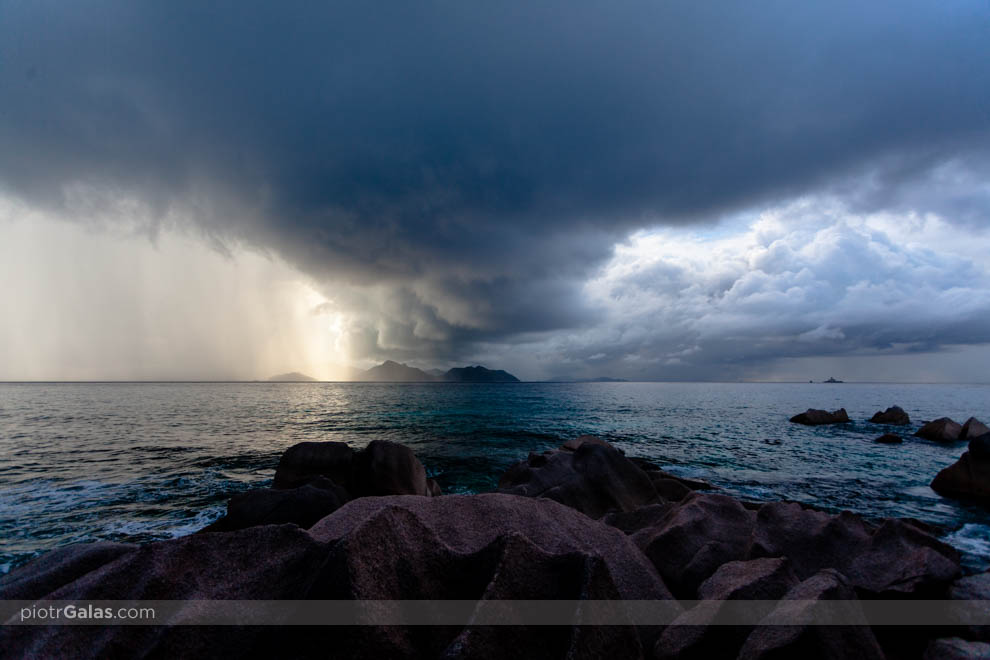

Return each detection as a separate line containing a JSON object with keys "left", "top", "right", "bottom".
{"left": 3, "top": 599, "right": 989, "bottom": 626}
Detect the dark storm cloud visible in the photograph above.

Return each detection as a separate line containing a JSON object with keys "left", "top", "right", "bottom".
{"left": 2, "top": 1, "right": 990, "bottom": 363}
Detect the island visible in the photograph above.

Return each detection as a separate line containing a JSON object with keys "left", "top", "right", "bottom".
{"left": 358, "top": 361, "right": 520, "bottom": 382}
{"left": 267, "top": 372, "right": 317, "bottom": 382}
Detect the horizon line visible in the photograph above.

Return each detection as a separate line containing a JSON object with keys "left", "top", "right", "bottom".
{"left": 2, "top": 379, "right": 989, "bottom": 385}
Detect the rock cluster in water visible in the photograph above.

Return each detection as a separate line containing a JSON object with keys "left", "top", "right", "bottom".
{"left": 787, "top": 402, "right": 990, "bottom": 506}
{"left": 4, "top": 432, "right": 988, "bottom": 659}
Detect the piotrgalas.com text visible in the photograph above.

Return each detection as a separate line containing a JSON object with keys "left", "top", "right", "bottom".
{"left": 20, "top": 604, "right": 155, "bottom": 622}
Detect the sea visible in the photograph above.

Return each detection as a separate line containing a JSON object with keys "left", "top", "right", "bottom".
{"left": 1, "top": 381, "right": 989, "bottom": 576}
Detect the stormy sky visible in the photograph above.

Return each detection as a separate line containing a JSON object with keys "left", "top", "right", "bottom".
{"left": 1, "top": 1, "right": 989, "bottom": 381}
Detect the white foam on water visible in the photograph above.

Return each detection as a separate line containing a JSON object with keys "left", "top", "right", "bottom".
{"left": 166, "top": 507, "right": 226, "bottom": 537}
{"left": 944, "top": 523, "right": 990, "bottom": 573}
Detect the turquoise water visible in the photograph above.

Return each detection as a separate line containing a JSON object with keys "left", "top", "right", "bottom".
{"left": 1, "top": 381, "right": 988, "bottom": 574}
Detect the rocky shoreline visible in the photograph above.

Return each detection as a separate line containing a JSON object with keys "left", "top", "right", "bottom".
{"left": 3, "top": 425, "right": 990, "bottom": 659}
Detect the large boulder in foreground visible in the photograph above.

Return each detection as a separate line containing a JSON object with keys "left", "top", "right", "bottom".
{"left": 752, "top": 501, "right": 960, "bottom": 597}
{"left": 497, "top": 438, "right": 659, "bottom": 518}
{"left": 931, "top": 438, "right": 990, "bottom": 503}
{"left": 949, "top": 571, "right": 990, "bottom": 642}
{"left": 630, "top": 492, "right": 757, "bottom": 598}
{"left": 736, "top": 569, "right": 884, "bottom": 660}
{"left": 0, "top": 542, "right": 137, "bottom": 601}
{"left": 869, "top": 405, "right": 911, "bottom": 425}
{"left": 611, "top": 493, "right": 959, "bottom": 600}
{"left": 789, "top": 408, "right": 851, "bottom": 425}
{"left": 1, "top": 494, "right": 673, "bottom": 659}
{"left": 916, "top": 417, "right": 964, "bottom": 443}
{"left": 655, "top": 557, "right": 800, "bottom": 660}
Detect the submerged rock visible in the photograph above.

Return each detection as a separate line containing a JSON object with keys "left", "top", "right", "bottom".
{"left": 789, "top": 408, "right": 851, "bottom": 425}
{"left": 1, "top": 494, "right": 673, "bottom": 659}
{"left": 916, "top": 417, "right": 964, "bottom": 443}
{"left": 497, "top": 438, "right": 659, "bottom": 519}
{"left": 874, "top": 433, "right": 903, "bottom": 444}
{"left": 869, "top": 405, "right": 911, "bottom": 425}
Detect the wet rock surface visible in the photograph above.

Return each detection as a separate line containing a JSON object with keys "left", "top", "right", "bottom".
{"left": 496, "top": 438, "right": 661, "bottom": 518}
{"left": 932, "top": 437, "right": 990, "bottom": 503}
{"left": 789, "top": 408, "right": 851, "bottom": 425}
{"left": 961, "top": 418, "right": 990, "bottom": 442}
{"left": 916, "top": 417, "right": 964, "bottom": 443}
{"left": 1, "top": 494, "right": 671, "bottom": 659}
{"left": 949, "top": 572, "right": 990, "bottom": 643}
{"left": 655, "top": 558, "right": 800, "bottom": 660}
{"left": 200, "top": 477, "right": 351, "bottom": 532}
{"left": 869, "top": 406, "right": 911, "bottom": 426}
{"left": 207, "top": 440, "right": 439, "bottom": 532}
{"left": 736, "top": 569, "right": 885, "bottom": 660}
{"left": 2, "top": 434, "right": 982, "bottom": 659}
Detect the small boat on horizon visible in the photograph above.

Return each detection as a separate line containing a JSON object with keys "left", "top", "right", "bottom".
{"left": 822, "top": 377, "right": 844, "bottom": 383}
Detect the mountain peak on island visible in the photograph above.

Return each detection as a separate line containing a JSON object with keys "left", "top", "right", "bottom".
{"left": 357, "top": 362, "right": 520, "bottom": 382}
{"left": 362, "top": 360, "right": 436, "bottom": 382}
{"left": 443, "top": 365, "right": 520, "bottom": 383}
{"left": 267, "top": 372, "right": 317, "bottom": 382}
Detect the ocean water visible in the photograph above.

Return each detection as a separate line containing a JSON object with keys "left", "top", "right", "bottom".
{"left": 1, "top": 381, "right": 988, "bottom": 575}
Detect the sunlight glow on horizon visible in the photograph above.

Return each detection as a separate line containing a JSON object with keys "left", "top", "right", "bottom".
{"left": 0, "top": 198, "right": 354, "bottom": 381}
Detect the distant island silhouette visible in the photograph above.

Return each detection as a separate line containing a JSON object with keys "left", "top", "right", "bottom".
{"left": 268, "top": 362, "right": 520, "bottom": 383}
{"left": 267, "top": 372, "right": 317, "bottom": 382}
{"left": 362, "top": 361, "right": 520, "bottom": 383}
